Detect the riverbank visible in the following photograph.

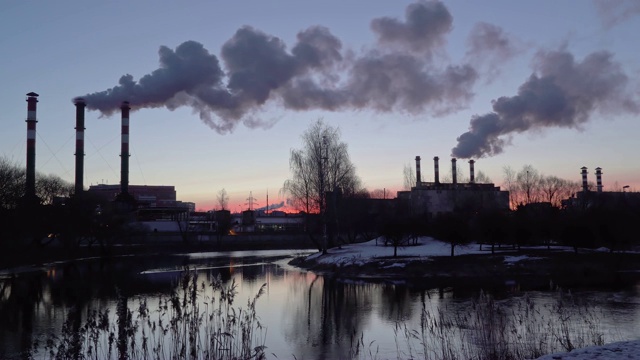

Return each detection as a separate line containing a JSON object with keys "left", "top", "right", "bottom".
{"left": 290, "top": 238, "right": 640, "bottom": 359}
{"left": 289, "top": 237, "right": 640, "bottom": 290}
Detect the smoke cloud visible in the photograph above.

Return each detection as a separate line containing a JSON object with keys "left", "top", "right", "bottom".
{"left": 371, "top": 1, "right": 453, "bottom": 55}
{"left": 452, "top": 49, "right": 640, "bottom": 158}
{"left": 465, "top": 22, "right": 521, "bottom": 81}
{"left": 594, "top": 0, "right": 640, "bottom": 29}
{"left": 77, "top": 1, "right": 477, "bottom": 133}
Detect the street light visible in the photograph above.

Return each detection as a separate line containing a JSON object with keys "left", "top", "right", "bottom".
{"left": 623, "top": 185, "right": 630, "bottom": 193}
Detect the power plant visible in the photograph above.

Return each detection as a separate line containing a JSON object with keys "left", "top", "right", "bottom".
{"left": 398, "top": 155, "right": 510, "bottom": 217}
{"left": 11, "top": 92, "right": 635, "bottom": 219}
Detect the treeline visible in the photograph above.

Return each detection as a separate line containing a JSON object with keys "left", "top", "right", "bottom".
{"left": 0, "top": 156, "right": 74, "bottom": 209}
{"left": 0, "top": 156, "right": 136, "bottom": 264}
{"left": 321, "top": 186, "right": 640, "bottom": 258}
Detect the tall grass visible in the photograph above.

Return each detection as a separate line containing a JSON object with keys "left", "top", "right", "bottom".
{"left": 32, "top": 270, "right": 267, "bottom": 360}
{"left": 351, "top": 289, "right": 611, "bottom": 360}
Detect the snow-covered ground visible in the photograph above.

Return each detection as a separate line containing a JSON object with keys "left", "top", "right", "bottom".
{"left": 304, "top": 238, "right": 640, "bottom": 359}
{"left": 306, "top": 237, "right": 565, "bottom": 267}
{"left": 534, "top": 340, "right": 640, "bottom": 359}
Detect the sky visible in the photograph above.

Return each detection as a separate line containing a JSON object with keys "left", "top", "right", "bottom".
{"left": 1, "top": 0, "right": 639, "bottom": 211}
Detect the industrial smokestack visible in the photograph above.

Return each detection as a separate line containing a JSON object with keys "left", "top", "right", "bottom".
{"left": 434, "top": 156, "right": 440, "bottom": 184}
{"left": 415, "top": 156, "right": 421, "bottom": 187}
{"left": 581, "top": 166, "right": 588, "bottom": 193}
{"left": 120, "top": 101, "right": 130, "bottom": 196}
{"left": 25, "top": 92, "right": 39, "bottom": 202}
{"left": 451, "top": 158, "right": 457, "bottom": 185}
{"left": 469, "top": 159, "right": 475, "bottom": 184}
{"left": 74, "top": 98, "right": 86, "bottom": 197}
{"left": 595, "top": 167, "right": 603, "bottom": 193}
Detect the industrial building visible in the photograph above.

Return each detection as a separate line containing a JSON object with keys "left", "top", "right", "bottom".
{"left": 562, "top": 166, "right": 640, "bottom": 209}
{"left": 397, "top": 156, "right": 510, "bottom": 217}
{"left": 87, "top": 184, "right": 182, "bottom": 208}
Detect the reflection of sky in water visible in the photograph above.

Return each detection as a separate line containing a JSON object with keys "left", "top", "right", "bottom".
{"left": 1, "top": 251, "right": 640, "bottom": 359}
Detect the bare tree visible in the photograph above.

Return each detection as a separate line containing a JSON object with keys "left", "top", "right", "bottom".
{"left": 0, "top": 157, "right": 25, "bottom": 209}
{"left": 403, "top": 164, "right": 415, "bottom": 190}
{"left": 369, "top": 188, "right": 386, "bottom": 199}
{"left": 516, "top": 164, "right": 542, "bottom": 205}
{"left": 502, "top": 165, "right": 518, "bottom": 209}
{"left": 282, "top": 119, "right": 363, "bottom": 214}
{"left": 36, "top": 174, "right": 73, "bottom": 205}
{"left": 474, "top": 170, "right": 492, "bottom": 184}
{"left": 216, "top": 188, "right": 229, "bottom": 210}
{"left": 539, "top": 175, "right": 572, "bottom": 207}
{"left": 1, "top": 157, "right": 75, "bottom": 208}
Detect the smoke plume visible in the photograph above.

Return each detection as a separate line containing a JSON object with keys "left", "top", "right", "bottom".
{"left": 77, "top": 1, "right": 477, "bottom": 133}
{"left": 452, "top": 49, "right": 640, "bottom": 158}
{"left": 255, "top": 201, "right": 285, "bottom": 212}
{"left": 465, "top": 22, "right": 521, "bottom": 81}
{"left": 594, "top": 0, "right": 640, "bottom": 29}
{"left": 371, "top": 1, "right": 453, "bottom": 55}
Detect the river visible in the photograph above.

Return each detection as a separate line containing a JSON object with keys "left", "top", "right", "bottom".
{"left": 1, "top": 250, "right": 639, "bottom": 359}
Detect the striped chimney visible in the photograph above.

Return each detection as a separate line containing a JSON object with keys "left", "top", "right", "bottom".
{"left": 581, "top": 166, "right": 588, "bottom": 192}
{"left": 74, "top": 98, "right": 86, "bottom": 197}
{"left": 451, "top": 158, "right": 457, "bottom": 185}
{"left": 433, "top": 156, "right": 440, "bottom": 184}
{"left": 595, "top": 167, "right": 603, "bottom": 193}
{"left": 25, "top": 92, "right": 39, "bottom": 200}
{"left": 469, "top": 159, "right": 475, "bottom": 183}
{"left": 415, "top": 156, "right": 421, "bottom": 187}
{"left": 120, "top": 101, "right": 130, "bottom": 196}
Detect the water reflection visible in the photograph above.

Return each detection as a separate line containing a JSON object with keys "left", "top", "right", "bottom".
{"left": 1, "top": 252, "right": 639, "bottom": 359}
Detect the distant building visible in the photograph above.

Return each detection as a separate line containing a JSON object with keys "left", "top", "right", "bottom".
{"left": 88, "top": 184, "right": 180, "bottom": 208}
{"left": 562, "top": 166, "right": 640, "bottom": 210}
{"left": 231, "top": 210, "right": 305, "bottom": 233}
{"left": 398, "top": 156, "right": 510, "bottom": 217}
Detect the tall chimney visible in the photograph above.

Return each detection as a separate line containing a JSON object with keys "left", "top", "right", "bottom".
{"left": 25, "top": 92, "right": 39, "bottom": 201}
{"left": 74, "top": 98, "right": 86, "bottom": 197}
{"left": 595, "top": 167, "right": 603, "bottom": 193}
{"left": 469, "top": 159, "right": 475, "bottom": 184}
{"left": 415, "top": 156, "right": 421, "bottom": 187}
{"left": 433, "top": 156, "right": 440, "bottom": 184}
{"left": 581, "top": 166, "right": 588, "bottom": 193}
{"left": 451, "top": 158, "right": 457, "bottom": 185}
{"left": 120, "top": 101, "right": 130, "bottom": 196}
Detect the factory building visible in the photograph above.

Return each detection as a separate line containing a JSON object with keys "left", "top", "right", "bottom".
{"left": 397, "top": 156, "right": 509, "bottom": 217}
{"left": 87, "top": 184, "right": 182, "bottom": 208}
{"left": 563, "top": 166, "right": 640, "bottom": 209}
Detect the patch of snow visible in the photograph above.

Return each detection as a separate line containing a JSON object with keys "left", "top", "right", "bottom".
{"left": 382, "top": 263, "right": 407, "bottom": 269}
{"left": 503, "top": 255, "right": 544, "bottom": 264}
{"left": 535, "top": 340, "right": 640, "bottom": 359}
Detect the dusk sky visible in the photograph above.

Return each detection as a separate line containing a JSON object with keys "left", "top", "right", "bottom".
{"left": 2, "top": 1, "right": 639, "bottom": 211}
